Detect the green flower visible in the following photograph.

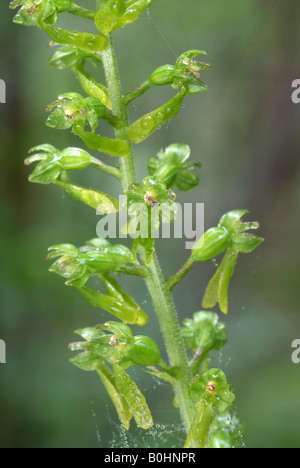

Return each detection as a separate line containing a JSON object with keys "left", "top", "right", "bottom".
{"left": 123, "top": 176, "right": 177, "bottom": 238}
{"left": 70, "top": 321, "right": 162, "bottom": 369}
{"left": 149, "top": 49, "right": 211, "bottom": 95}
{"left": 9, "top": 0, "right": 72, "bottom": 26}
{"left": 189, "top": 369, "right": 235, "bottom": 413}
{"left": 148, "top": 144, "right": 200, "bottom": 191}
{"left": 47, "top": 239, "right": 134, "bottom": 287}
{"left": 25, "top": 144, "right": 99, "bottom": 184}
{"left": 181, "top": 311, "right": 227, "bottom": 354}
{"left": 70, "top": 322, "right": 154, "bottom": 430}
{"left": 191, "top": 210, "right": 264, "bottom": 314}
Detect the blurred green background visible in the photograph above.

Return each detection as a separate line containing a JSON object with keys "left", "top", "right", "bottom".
{"left": 0, "top": 0, "right": 299, "bottom": 448}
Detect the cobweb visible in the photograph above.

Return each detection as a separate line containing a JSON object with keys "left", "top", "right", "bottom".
{"left": 90, "top": 370, "right": 187, "bottom": 448}
{"left": 109, "top": 422, "right": 186, "bottom": 449}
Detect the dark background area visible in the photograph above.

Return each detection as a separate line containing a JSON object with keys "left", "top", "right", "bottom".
{"left": 0, "top": 0, "right": 299, "bottom": 448}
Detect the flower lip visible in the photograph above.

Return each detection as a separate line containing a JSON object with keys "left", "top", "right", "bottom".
{"left": 206, "top": 381, "right": 217, "bottom": 394}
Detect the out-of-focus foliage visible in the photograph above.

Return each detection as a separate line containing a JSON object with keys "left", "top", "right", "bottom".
{"left": 0, "top": 0, "right": 299, "bottom": 448}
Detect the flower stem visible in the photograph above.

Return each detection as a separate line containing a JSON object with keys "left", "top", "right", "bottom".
{"left": 98, "top": 16, "right": 195, "bottom": 435}
{"left": 166, "top": 259, "right": 195, "bottom": 291}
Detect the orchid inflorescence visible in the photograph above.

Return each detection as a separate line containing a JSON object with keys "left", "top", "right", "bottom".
{"left": 11, "top": 0, "right": 263, "bottom": 448}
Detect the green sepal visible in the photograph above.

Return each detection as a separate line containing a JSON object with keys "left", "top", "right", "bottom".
{"left": 127, "top": 89, "right": 187, "bottom": 144}
{"left": 47, "top": 243, "right": 80, "bottom": 260}
{"left": 157, "top": 143, "right": 191, "bottom": 165}
{"left": 54, "top": 180, "right": 119, "bottom": 213}
{"left": 219, "top": 209, "right": 258, "bottom": 234}
{"left": 27, "top": 161, "right": 61, "bottom": 184}
{"left": 152, "top": 162, "right": 178, "bottom": 190}
{"left": 81, "top": 239, "right": 135, "bottom": 270}
{"left": 175, "top": 50, "right": 208, "bottom": 67}
{"left": 185, "top": 76, "right": 208, "bottom": 95}
{"left": 231, "top": 232, "right": 264, "bottom": 253}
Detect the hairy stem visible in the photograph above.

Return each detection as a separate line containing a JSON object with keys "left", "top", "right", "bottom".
{"left": 101, "top": 33, "right": 136, "bottom": 191}
{"left": 141, "top": 251, "right": 196, "bottom": 432}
